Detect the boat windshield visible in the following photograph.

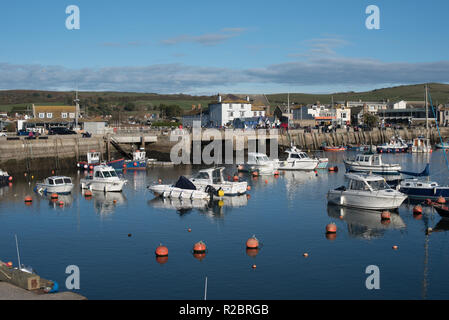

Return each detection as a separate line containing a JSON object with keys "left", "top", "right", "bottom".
{"left": 55, "top": 178, "right": 64, "bottom": 185}
{"left": 64, "top": 178, "right": 71, "bottom": 184}
{"left": 256, "top": 155, "right": 269, "bottom": 162}
{"left": 109, "top": 171, "right": 117, "bottom": 177}
{"left": 367, "top": 180, "right": 390, "bottom": 191}
{"left": 195, "top": 172, "right": 210, "bottom": 180}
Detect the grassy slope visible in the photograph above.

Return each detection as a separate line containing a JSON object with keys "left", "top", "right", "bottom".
{"left": 1, "top": 83, "right": 448, "bottom": 113}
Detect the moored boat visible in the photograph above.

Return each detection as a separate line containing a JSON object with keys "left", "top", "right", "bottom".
{"left": 124, "top": 148, "right": 147, "bottom": 170}
{"left": 327, "top": 173, "right": 407, "bottom": 210}
{"left": 190, "top": 167, "right": 247, "bottom": 195}
{"left": 77, "top": 150, "right": 125, "bottom": 171}
{"left": 275, "top": 146, "right": 319, "bottom": 171}
{"left": 411, "top": 136, "right": 432, "bottom": 153}
{"left": 237, "top": 152, "right": 276, "bottom": 175}
{"left": 0, "top": 169, "right": 12, "bottom": 185}
{"left": 80, "top": 165, "right": 127, "bottom": 192}
{"left": 322, "top": 146, "right": 347, "bottom": 152}
{"left": 344, "top": 153, "right": 401, "bottom": 175}
{"left": 399, "top": 178, "right": 449, "bottom": 201}
{"left": 436, "top": 141, "right": 449, "bottom": 149}
{"left": 35, "top": 176, "right": 74, "bottom": 194}
{"left": 376, "top": 135, "right": 408, "bottom": 153}
{"left": 148, "top": 176, "right": 211, "bottom": 200}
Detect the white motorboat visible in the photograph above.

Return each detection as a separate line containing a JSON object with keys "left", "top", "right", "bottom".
{"left": 275, "top": 146, "right": 319, "bottom": 171}
{"left": 0, "top": 169, "right": 11, "bottom": 185}
{"left": 35, "top": 176, "right": 74, "bottom": 194}
{"left": 80, "top": 165, "right": 127, "bottom": 192}
{"left": 376, "top": 135, "right": 409, "bottom": 153}
{"left": 411, "top": 136, "right": 431, "bottom": 153}
{"left": 238, "top": 152, "right": 276, "bottom": 175}
{"left": 344, "top": 153, "right": 401, "bottom": 175}
{"left": 327, "top": 173, "right": 408, "bottom": 210}
{"left": 190, "top": 167, "right": 247, "bottom": 195}
{"left": 148, "top": 176, "right": 211, "bottom": 200}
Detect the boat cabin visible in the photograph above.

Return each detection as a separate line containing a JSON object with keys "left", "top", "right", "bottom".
{"left": 354, "top": 154, "right": 383, "bottom": 165}
{"left": 132, "top": 149, "right": 146, "bottom": 161}
{"left": 90, "top": 165, "right": 119, "bottom": 179}
{"left": 87, "top": 151, "right": 101, "bottom": 164}
{"left": 192, "top": 167, "right": 225, "bottom": 184}
{"left": 401, "top": 179, "right": 438, "bottom": 189}
{"left": 46, "top": 176, "right": 72, "bottom": 186}
{"left": 345, "top": 173, "right": 391, "bottom": 192}
{"left": 248, "top": 153, "right": 270, "bottom": 164}
{"left": 287, "top": 150, "right": 310, "bottom": 160}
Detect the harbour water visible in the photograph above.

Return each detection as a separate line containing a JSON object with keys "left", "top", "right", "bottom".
{"left": 1, "top": 151, "right": 449, "bottom": 299}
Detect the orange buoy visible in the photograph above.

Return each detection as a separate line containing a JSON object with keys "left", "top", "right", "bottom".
{"left": 122, "top": 164, "right": 126, "bottom": 168}
{"left": 188, "top": 228, "right": 192, "bottom": 232}
{"left": 24, "top": 196, "right": 32, "bottom": 203}
{"left": 381, "top": 211, "right": 391, "bottom": 220}
{"left": 84, "top": 190, "right": 93, "bottom": 197}
{"left": 264, "top": 179, "right": 268, "bottom": 184}
{"left": 51, "top": 170, "right": 55, "bottom": 174}
{"left": 193, "top": 241, "right": 206, "bottom": 253}
{"left": 58, "top": 201, "right": 64, "bottom": 207}
{"left": 89, "top": 165, "right": 94, "bottom": 170}
{"left": 113, "top": 199, "right": 117, "bottom": 204}
{"left": 326, "top": 223, "right": 337, "bottom": 233}
{"left": 8, "top": 176, "right": 12, "bottom": 182}
{"left": 233, "top": 176, "right": 239, "bottom": 181}
{"left": 392, "top": 245, "right": 398, "bottom": 250}
{"left": 155, "top": 245, "right": 168, "bottom": 257}
{"left": 246, "top": 236, "right": 259, "bottom": 249}
{"left": 247, "top": 186, "right": 251, "bottom": 191}
{"left": 6, "top": 262, "right": 13, "bottom": 268}
{"left": 246, "top": 194, "right": 251, "bottom": 200}
{"left": 252, "top": 264, "right": 257, "bottom": 269}
{"left": 246, "top": 248, "right": 259, "bottom": 257}
{"left": 51, "top": 193, "right": 58, "bottom": 200}
{"left": 303, "top": 253, "right": 309, "bottom": 258}
{"left": 437, "top": 196, "right": 446, "bottom": 204}
{"left": 274, "top": 170, "right": 279, "bottom": 176}
{"left": 413, "top": 205, "right": 423, "bottom": 214}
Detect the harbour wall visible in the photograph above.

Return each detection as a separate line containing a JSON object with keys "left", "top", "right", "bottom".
{"left": 0, "top": 127, "right": 448, "bottom": 174}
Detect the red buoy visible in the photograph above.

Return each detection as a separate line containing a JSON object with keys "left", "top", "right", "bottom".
{"left": 247, "top": 186, "right": 251, "bottom": 191}
{"left": 437, "top": 196, "right": 446, "bottom": 204}
{"left": 58, "top": 201, "right": 64, "bottom": 207}
{"left": 233, "top": 176, "right": 239, "bottom": 181}
{"left": 8, "top": 176, "right": 12, "bottom": 182}
{"left": 84, "top": 190, "right": 93, "bottom": 197}
{"left": 381, "top": 211, "right": 391, "bottom": 220}
{"left": 51, "top": 193, "right": 58, "bottom": 200}
{"left": 326, "top": 223, "right": 337, "bottom": 233}
{"left": 155, "top": 245, "right": 168, "bottom": 257}
{"left": 413, "top": 205, "right": 423, "bottom": 215}
{"left": 246, "top": 236, "right": 259, "bottom": 249}
{"left": 24, "top": 196, "right": 32, "bottom": 203}
{"left": 193, "top": 241, "right": 206, "bottom": 253}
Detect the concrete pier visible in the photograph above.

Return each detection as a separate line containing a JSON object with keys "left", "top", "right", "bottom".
{"left": 0, "top": 283, "right": 86, "bottom": 300}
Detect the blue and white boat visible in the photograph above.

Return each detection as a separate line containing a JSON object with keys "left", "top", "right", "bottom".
{"left": 376, "top": 136, "right": 409, "bottom": 153}
{"left": 399, "top": 179, "right": 449, "bottom": 201}
{"left": 436, "top": 141, "right": 449, "bottom": 149}
{"left": 124, "top": 149, "right": 147, "bottom": 170}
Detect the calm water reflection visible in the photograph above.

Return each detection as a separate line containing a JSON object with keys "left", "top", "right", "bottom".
{"left": 0, "top": 151, "right": 449, "bottom": 299}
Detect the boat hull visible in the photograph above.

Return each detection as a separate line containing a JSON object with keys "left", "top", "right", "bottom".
{"left": 344, "top": 161, "right": 401, "bottom": 175}
{"left": 148, "top": 185, "right": 210, "bottom": 200}
{"left": 275, "top": 159, "right": 319, "bottom": 171}
{"left": 124, "top": 160, "right": 147, "bottom": 170}
{"left": 192, "top": 181, "right": 247, "bottom": 196}
{"left": 327, "top": 190, "right": 407, "bottom": 210}
{"left": 399, "top": 186, "right": 449, "bottom": 200}
{"left": 35, "top": 184, "right": 74, "bottom": 194}
{"left": 80, "top": 179, "right": 126, "bottom": 192}
{"left": 77, "top": 159, "right": 125, "bottom": 171}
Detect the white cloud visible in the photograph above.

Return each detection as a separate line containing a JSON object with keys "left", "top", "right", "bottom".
{"left": 161, "top": 28, "right": 247, "bottom": 46}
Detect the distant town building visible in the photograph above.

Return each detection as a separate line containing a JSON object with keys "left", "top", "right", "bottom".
{"left": 208, "top": 94, "right": 265, "bottom": 127}
{"left": 32, "top": 105, "right": 77, "bottom": 123}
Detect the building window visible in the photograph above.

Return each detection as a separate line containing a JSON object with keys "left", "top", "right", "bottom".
{"left": 38, "top": 113, "right": 45, "bottom": 119}
{"left": 228, "top": 111, "right": 234, "bottom": 117}
{"left": 240, "top": 111, "right": 245, "bottom": 117}
{"left": 241, "top": 104, "right": 244, "bottom": 109}
{"left": 69, "top": 113, "right": 75, "bottom": 118}
{"left": 254, "top": 112, "right": 257, "bottom": 117}
{"left": 47, "top": 113, "right": 53, "bottom": 118}
{"left": 62, "top": 113, "right": 68, "bottom": 118}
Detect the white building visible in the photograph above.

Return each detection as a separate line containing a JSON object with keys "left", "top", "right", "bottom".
{"left": 208, "top": 95, "right": 265, "bottom": 127}
{"left": 392, "top": 100, "right": 407, "bottom": 109}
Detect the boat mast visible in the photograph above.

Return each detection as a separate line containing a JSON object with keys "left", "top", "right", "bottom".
{"left": 15, "top": 234, "right": 22, "bottom": 269}
{"left": 287, "top": 93, "right": 290, "bottom": 129}
{"left": 425, "top": 84, "right": 429, "bottom": 138}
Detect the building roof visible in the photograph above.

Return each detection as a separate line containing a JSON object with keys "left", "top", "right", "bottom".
{"left": 33, "top": 105, "right": 76, "bottom": 112}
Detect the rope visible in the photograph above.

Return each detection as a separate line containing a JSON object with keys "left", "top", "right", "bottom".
{"left": 428, "top": 92, "right": 449, "bottom": 171}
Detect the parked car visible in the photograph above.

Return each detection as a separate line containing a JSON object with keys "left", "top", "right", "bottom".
{"left": 48, "top": 127, "right": 77, "bottom": 135}
{"left": 17, "top": 129, "right": 29, "bottom": 136}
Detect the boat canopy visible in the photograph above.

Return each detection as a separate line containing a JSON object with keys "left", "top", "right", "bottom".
{"left": 345, "top": 173, "right": 386, "bottom": 182}
{"left": 174, "top": 176, "right": 196, "bottom": 190}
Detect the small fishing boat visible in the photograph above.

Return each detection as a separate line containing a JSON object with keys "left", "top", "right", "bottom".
{"left": 411, "top": 136, "right": 431, "bottom": 153}
{"left": 124, "top": 148, "right": 147, "bottom": 170}
{"left": 0, "top": 169, "right": 11, "bottom": 185}
{"left": 327, "top": 173, "right": 407, "bottom": 210}
{"left": 275, "top": 146, "right": 319, "bottom": 171}
{"left": 237, "top": 152, "right": 276, "bottom": 175}
{"left": 148, "top": 176, "right": 211, "bottom": 200}
{"left": 322, "top": 146, "right": 347, "bottom": 152}
{"left": 80, "top": 165, "right": 127, "bottom": 192}
{"left": 344, "top": 153, "right": 401, "bottom": 175}
{"left": 77, "top": 150, "right": 125, "bottom": 171}
{"left": 376, "top": 136, "right": 408, "bottom": 153}
{"left": 35, "top": 176, "right": 74, "bottom": 194}
{"left": 399, "top": 179, "right": 449, "bottom": 201}
{"left": 190, "top": 167, "right": 247, "bottom": 195}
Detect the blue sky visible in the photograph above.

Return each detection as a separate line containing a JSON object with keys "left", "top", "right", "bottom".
{"left": 0, "top": 0, "right": 448, "bottom": 94}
